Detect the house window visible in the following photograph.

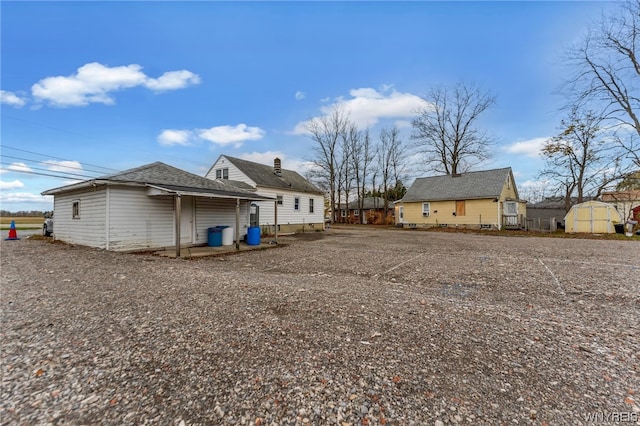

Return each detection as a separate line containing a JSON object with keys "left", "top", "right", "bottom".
{"left": 72, "top": 200, "right": 80, "bottom": 219}
{"left": 354, "top": 209, "right": 359, "bottom": 216}
{"left": 276, "top": 195, "right": 283, "bottom": 205}
{"left": 309, "top": 198, "right": 314, "bottom": 213}
{"left": 341, "top": 209, "right": 346, "bottom": 217}
{"left": 399, "top": 206, "right": 404, "bottom": 220}
{"left": 216, "top": 168, "right": 229, "bottom": 179}
{"left": 422, "top": 202, "right": 430, "bottom": 217}
{"left": 294, "top": 197, "right": 300, "bottom": 211}
{"left": 505, "top": 201, "right": 518, "bottom": 215}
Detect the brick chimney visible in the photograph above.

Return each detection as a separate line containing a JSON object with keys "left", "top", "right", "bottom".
{"left": 274, "top": 157, "right": 282, "bottom": 176}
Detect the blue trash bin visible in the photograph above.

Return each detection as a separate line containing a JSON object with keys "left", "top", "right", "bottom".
{"left": 208, "top": 227, "right": 223, "bottom": 247}
{"left": 247, "top": 226, "right": 261, "bottom": 245}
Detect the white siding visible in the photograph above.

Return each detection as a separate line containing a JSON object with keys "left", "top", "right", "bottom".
{"left": 194, "top": 197, "right": 251, "bottom": 244}
{"left": 107, "top": 187, "right": 175, "bottom": 251}
{"left": 53, "top": 188, "right": 107, "bottom": 249}
{"left": 205, "top": 156, "right": 256, "bottom": 186}
{"left": 205, "top": 155, "right": 324, "bottom": 227}
{"left": 253, "top": 188, "right": 324, "bottom": 227}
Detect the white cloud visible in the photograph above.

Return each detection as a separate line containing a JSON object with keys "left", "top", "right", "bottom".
{"left": 0, "top": 180, "right": 24, "bottom": 189}
{"left": 239, "top": 151, "right": 316, "bottom": 176}
{"left": 503, "top": 137, "right": 549, "bottom": 158}
{"left": 31, "top": 62, "right": 200, "bottom": 107}
{"left": 41, "top": 160, "right": 83, "bottom": 173}
{"left": 0, "top": 90, "right": 26, "bottom": 107}
{"left": 158, "top": 129, "right": 194, "bottom": 146}
{"left": 145, "top": 70, "right": 201, "bottom": 92}
{"left": 394, "top": 119, "right": 412, "bottom": 129}
{"left": 291, "top": 86, "right": 429, "bottom": 135}
{"left": 197, "top": 124, "right": 265, "bottom": 147}
{"left": 520, "top": 179, "right": 549, "bottom": 189}
{"left": 295, "top": 91, "right": 306, "bottom": 101}
{"left": 0, "top": 192, "right": 50, "bottom": 203}
{"left": 6, "top": 162, "right": 33, "bottom": 173}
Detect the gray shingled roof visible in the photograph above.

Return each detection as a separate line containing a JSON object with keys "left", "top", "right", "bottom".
{"left": 222, "top": 156, "right": 323, "bottom": 194}
{"left": 43, "top": 162, "right": 269, "bottom": 200}
{"left": 401, "top": 168, "right": 513, "bottom": 202}
{"left": 346, "top": 197, "right": 394, "bottom": 209}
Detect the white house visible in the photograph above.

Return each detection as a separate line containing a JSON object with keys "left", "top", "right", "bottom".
{"left": 42, "top": 162, "right": 271, "bottom": 254}
{"left": 205, "top": 155, "right": 324, "bottom": 233}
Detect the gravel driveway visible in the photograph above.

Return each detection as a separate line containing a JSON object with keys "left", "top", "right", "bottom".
{"left": 2, "top": 227, "right": 639, "bottom": 425}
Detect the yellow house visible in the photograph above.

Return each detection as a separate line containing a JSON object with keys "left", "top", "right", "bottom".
{"left": 395, "top": 167, "right": 526, "bottom": 230}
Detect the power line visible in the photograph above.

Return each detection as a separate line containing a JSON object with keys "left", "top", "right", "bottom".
{"left": 0, "top": 161, "right": 98, "bottom": 180}
{"left": 0, "top": 155, "right": 110, "bottom": 177}
{"left": 1, "top": 145, "right": 119, "bottom": 172}
{"left": 0, "top": 167, "right": 94, "bottom": 182}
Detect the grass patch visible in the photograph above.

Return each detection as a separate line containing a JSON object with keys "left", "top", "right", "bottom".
{"left": 0, "top": 226, "right": 41, "bottom": 230}
{"left": 0, "top": 217, "right": 44, "bottom": 225}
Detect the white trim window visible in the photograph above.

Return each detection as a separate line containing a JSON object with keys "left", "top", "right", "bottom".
{"left": 72, "top": 200, "right": 80, "bottom": 219}
{"left": 215, "top": 168, "right": 229, "bottom": 179}
{"left": 422, "top": 202, "right": 430, "bottom": 217}
{"left": 341, "top": 209, "right": 346, "bottom": 218}
{"left": 294, "top": 197, "right": 300, "bottom": 211}
{"left": 504, "top": 201, "right": 518, "bottom": 216}
{"left": 276, "top": 195, "right": 283, "bottom": 205}
{"left": 354, "top": 209, "right": 359, "bottom": 216}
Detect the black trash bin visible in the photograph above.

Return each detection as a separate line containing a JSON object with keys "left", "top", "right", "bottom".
{"left": 614, "top": 224, "right": 625, "bottom": 234}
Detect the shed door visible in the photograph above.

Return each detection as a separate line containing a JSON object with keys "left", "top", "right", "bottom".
{"left": 180, "top": 196, "right": 194, "bottom": 245}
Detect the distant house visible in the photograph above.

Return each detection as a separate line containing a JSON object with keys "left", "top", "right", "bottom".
{"left": 601, "top": 190, "right": 640, "bottom": 221}
{"left": 42, "top": 162, "right": 270, "bottom": 252}
{"left": 340, "top": 197, "right": 394, "bottom": 224}
{"left": 396, "top": 168, "right": 526, "bottom": 230}
{"left": 526, "top": 197, "right": 568, "bottom": 230}
{"left": 205, "top": 155, "right": 324, "bottom": 234}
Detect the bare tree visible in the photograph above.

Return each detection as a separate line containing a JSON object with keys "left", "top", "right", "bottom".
{"left": 563, "top": 0, "right": 640, "bottom": 164}
{"left": 338, "top": 129, "right": 354, "bottom": 223}
{"left": 539, "top": 107, "right": 627, "bottom": 211}
{"left": 378, "top": 126, "right": 403, "bottom": 221}
{"left": 412, "top": 82, "right": 496, "bottom": 174}
{"left": 346, "top": 125, "right": 372, "bottom": 223}
{"left": 305, "top": 107, "right": 350, "bottom": 224}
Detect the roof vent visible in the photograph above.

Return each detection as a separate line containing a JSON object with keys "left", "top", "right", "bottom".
{"left": 274, "top": 157, "right": 282, "bottom": 176}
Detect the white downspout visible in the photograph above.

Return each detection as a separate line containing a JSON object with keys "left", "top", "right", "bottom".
{"left": 175, "top": 195, "right": 181, "bottom": 258}
{"left": 105, "top": 186, "right": 110, "bottom": 250}
{"left": 235, "top": 198, "right": 240, "bottom": 251}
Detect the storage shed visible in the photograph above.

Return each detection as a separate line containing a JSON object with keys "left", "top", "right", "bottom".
{"left": 563, "top": 200, "right": 622, "bottom": 234}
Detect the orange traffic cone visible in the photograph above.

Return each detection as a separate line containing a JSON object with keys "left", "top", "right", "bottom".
{"left": 5, "top": 220, "right": 20, "bottom": 240}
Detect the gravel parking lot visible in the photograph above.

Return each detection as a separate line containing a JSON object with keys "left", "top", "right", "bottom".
{"left": 2, "top": 227, "right": 639, "bottom": 425}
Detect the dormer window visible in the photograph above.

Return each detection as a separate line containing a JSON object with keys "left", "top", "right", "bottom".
{"left": 216, "top": 168, "right": 229, "bottom": 179}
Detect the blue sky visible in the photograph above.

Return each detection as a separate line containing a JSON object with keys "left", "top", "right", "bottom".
{"left": 0, "top": 1, "right": 615, "bottom": 211}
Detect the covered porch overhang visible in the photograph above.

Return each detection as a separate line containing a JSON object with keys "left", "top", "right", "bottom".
{"left": 145, "top": 184, "right": 273, "bottom": 257}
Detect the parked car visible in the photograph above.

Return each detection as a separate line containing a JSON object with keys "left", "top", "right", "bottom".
{"left": 43, "top": 212, "right": 54, "bottom": 237}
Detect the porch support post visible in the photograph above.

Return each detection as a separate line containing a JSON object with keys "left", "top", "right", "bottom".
{"left": 235, "top": 198, "right": 240, "bottom": 251}
{"left": 175, "top": 194, "right": 181, "bottom": 258}
{"left": 274, "top": 199, "right": 278, "bottom": 244}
